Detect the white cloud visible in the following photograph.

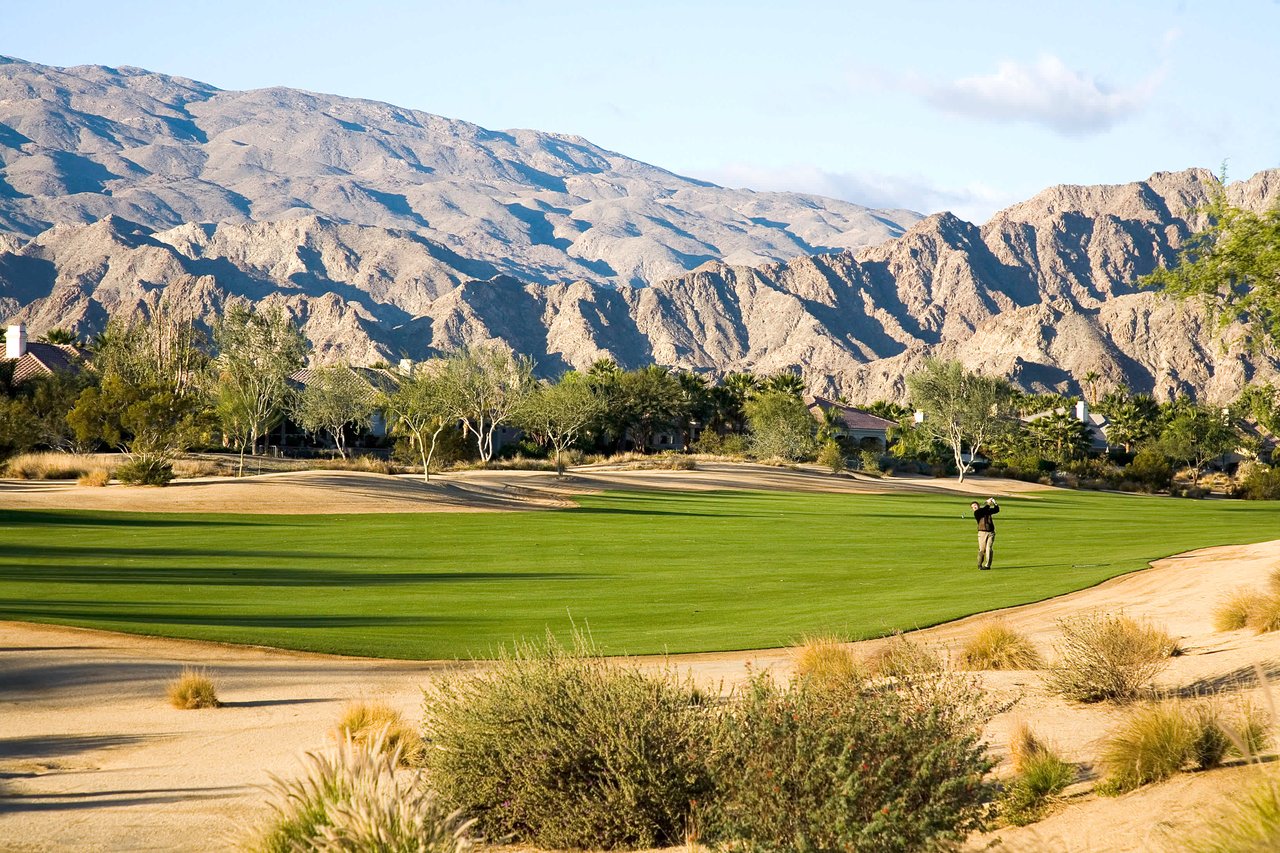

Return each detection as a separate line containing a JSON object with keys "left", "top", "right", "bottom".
{"left": 695, "top": 163, "right": 1018, "bottom": 223}
{"left": 914, "top": 54, "right": 1163, "bottom": 136}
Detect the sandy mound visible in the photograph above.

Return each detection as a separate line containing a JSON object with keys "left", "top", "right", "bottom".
{"left": 2, "top": 538, "right": 1278, "bottom": 851}
{"left": 0, "top": 461, "right": 1049, "bottom": 515}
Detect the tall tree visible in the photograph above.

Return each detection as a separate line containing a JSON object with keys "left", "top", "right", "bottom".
{"left": 1097, "top": 391, "right": 1161, "bottom": 453}
{"left": 906, "top": 359, "right": 1015, "bottom": 483}
{"left": 443, "top": 344, "right": 536, "bottom": 463}
{"left": 1143, "top": 191, "right": 1280, "bottom": 349}
{"left": 291, "top": 367, "right": 375, "bottom": 458}
{"left": 613, "top": 365, "right": 687, "bottom": 452}
{"left": 1156, "top": 405, "right": 1238, "bottom": 486}
{"left": 517, "top": 374, "right": 605, "bottom": 476}
{"left": 384, "top": 362, "right": 458, "bottom": 483}
{"left": 762, "top": 370, "right": 806, "bottom": 398}
{"left": 744, "top": 389, "right": 816, "bottom": 461}
{"left": 212, "top": 304, "right": 309, "bottom": 476}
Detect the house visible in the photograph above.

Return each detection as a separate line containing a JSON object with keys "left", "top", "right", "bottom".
{"left": 806, "top": 396, "right": 896, "bottom": 450}
{"left": 1023, "top": 400, "right": 1110, "bottom": 453}
{"left": 282, "top": 366, "right": 402, "bottom": 444}
{"left": 2, "top": 323, "right": 87, "bottom": 385}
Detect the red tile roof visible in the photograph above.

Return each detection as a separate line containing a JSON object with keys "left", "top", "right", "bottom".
{"left": 3, "top": 342, "right": 87, "bottom": 384}
{"left": 807, "top": 396, "right": 896, "bottom": 431}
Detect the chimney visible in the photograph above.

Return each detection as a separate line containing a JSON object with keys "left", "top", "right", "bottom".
{"left": 1075, "top": 400, "right": 1088, "bottom": 423}
{"left": 398, "top": 358, "right": 413, "bottom": 376}
{"left": 5, "top": 323, "right": 26, "bottom": 359}
{"left": 913, "top": 410, "right": 925, "bottom": 424}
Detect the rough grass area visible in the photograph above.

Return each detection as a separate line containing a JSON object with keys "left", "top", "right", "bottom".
{"left": 958, "top": 622, "right": 1043, "bottom": 670}
{"left": 4, "top": 452, "right": 120, "bottom": 480}
{"left": 0, "top": 490, "right": 1278, "bottom": 658}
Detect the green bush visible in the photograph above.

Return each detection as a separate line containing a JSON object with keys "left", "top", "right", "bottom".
{"left": 1239, "top": 466, "right": 1280, "bottom": 500}
{"left": 705, "top": 672, "right": 991, "bottom": 852}
{"left": 817, "top": 440, "right": 846, "bottom": 474}
{"left": 421, "top": 634, "right": 711, "bottom": 850}
{"left": 859, "top": 448, "right": 882, "bottom": 473}
{"left": 1125, "top": 447, "right": 1173, "bottom": 492}
{"left": 1098, "top": 701, "right": 1197, "bottom": 793}
{"left": 999, "top": 746, "right": 1076, "bottom": 826}
{"left": 116, "top": 456, "right": 175, "bottom": 486}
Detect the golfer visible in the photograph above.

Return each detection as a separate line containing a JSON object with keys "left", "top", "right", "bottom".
{"left": 971, "top": 497, "right": 999, "bottom": 570}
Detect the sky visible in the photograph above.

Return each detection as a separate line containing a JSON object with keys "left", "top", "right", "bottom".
{"left": 2, "top": 0, "right": 1276, "bottom": 221}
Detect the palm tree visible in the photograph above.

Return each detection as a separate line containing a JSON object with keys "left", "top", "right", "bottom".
{"left": 1082, "top": 370, "right": 1101, "bottom": 404}
{"left": 38, "top": 328, "right": 80, "bottom": 346}
{"left": 763, "top": 371, "right": 806, "bottom": 398}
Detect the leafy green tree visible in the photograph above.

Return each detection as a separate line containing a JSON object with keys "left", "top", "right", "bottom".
{"left": 517, "top": 374, "right": 605, "bottom": 475}
{"left": 744, "top": 389, "right": 816, "bottom": 461}
{"left": 443, "top": 344, "right": 536, "bottom": 463}
{"left": 1142, "top": 187, "right": 1280, "bottom": 348}
{"left": 212, "top": 304, "right": 309, "bottom": 476}
{"left": 291, "top": 367, "right": 375, "bottom": 458}
{"left": 68, "top": 308, "right": 213, "bottom": 473}
{"left": 906, "top": 359, "right": 1016, "bottom": 483}
{"left": 673, "top": 370, "right": 715, "bottom": 447}
{"left": 384, "top": 362, "right": 458, "bottom": 482}
{"left": 0, "top": 397, "right": 40, "bottom": 459}
{"left": 1157, "top": 405, "right": 1238, "bottom": 486}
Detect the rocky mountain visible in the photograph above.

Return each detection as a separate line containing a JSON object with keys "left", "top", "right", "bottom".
{"left": 4, "top": 164, "right": 1278, "bottom": 402}
{"left": 0, "top": 56, "right": 919, "bottom": 287}
{"left": 2, "top": 57, "right": 1279, "bottom": 404}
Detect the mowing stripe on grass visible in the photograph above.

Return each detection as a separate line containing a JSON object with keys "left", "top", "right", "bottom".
{"left": 1, "top": 489, "right": 1276, "bottom": 658}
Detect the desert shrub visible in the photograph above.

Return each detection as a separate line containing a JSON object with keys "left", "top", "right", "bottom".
{"left": 1189, "top": 703, "right": 1233, "bottom": 771}
{"left": 335, "top": 701, "right": 425, "bottom": 767}
{"left": 859, "top": 448, "right": 882, "bottom": 473}
{"left": 171, "top": 458, "right": 222, "bottom": 478}
{"left": 4, "top": 451, "right": 115, "bottom": 480}
{"left": 421, "top": 633, "right": 712, "bottom": 850}
{"left": 77, "top": 468, "right": 111, "bottom": 487}
{"left": 957, "top": 623, "right": 1043, "bottom": 671}
{"left": 1046, "top": 612, "right": 1173, "bottom": 702}
{"left": 793, "top": 637, "right": 864, "bottom": 689}
{"left": 719, "top": 433, "right": 750, "bottom": 456}
{"left": 1239, "top": 465, "right": 1280, "bottom": 501}
{"left": 308, "top": 455, "right": 400, "bottom": 475}
{"left": 999, "top": 726, "right": 1075, "bottom": 826}
{"left": 1214, "top": 588, "right": 1266, "bottom": 631}
{"left": 167, "top": 667, "right": 219, "bottom": 709}
{"left": 865, "top": 633, "right": 944, "bottom": 680}
{"left": 706, "top": 671, "right": 991, "bottom": 852}
{"left": 1185, "top": 779, "right": 1280, "bottom": 853}
{"left": 817, "top": 440, "right": 846, "bottom": 474}
{"left": 1125, "top": 447, "right": 1173, "bottom": 491}
{"left": 1098, "top": 701, "right": 1197, "bottom": 793}
{"left": 116, "top": 456, "right": 175, "bottom": 486}
{"left": 250, "top": 735, "right": 471, "bottom": 853}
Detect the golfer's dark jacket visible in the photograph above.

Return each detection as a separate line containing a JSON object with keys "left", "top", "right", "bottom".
{"left": 973, "top": 504, "right": 999, "bottom": 532}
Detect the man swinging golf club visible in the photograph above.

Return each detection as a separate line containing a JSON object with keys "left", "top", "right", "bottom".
{"left": 971, "top": 497, "right": 999, "bottom": 570}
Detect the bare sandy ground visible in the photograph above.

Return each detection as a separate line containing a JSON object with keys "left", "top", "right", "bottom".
{"left": 0, "top": 461, "right": 1049, "bottom": 514}
{"left": 0, "top": 465, "right": 1273, "bottom": 851}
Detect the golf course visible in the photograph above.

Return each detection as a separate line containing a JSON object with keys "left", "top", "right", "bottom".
{"left": 3, "top": 485, "right": 1277, "bottom": 658}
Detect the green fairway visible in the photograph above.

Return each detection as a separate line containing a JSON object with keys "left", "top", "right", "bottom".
{"left": 1, "top": 489, "right": 1276, "bottom": 659}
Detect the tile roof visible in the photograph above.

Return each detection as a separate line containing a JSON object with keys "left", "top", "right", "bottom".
{"left": 806, "top": 395, "right": 896, "bottom": 431}
{"left": 3, "top": 342, "right": 87, "bottom": 385}
{"left": 288, "top": 366, "right": 401, "bottom": 403}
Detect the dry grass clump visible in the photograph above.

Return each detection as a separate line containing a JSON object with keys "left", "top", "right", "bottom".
{"left": 77, "top": 468, "right": 111, "bottom": 487}
{"left": 167, "top": 667, "right": 219, "bottom": 709}
{"left": 334, "top": 701, "right": 425, "bottom": 767}
{"left": 4, "top": 452, "right": 119, "bottom": 480}
{"left": 1184, "top": 778, "right": 1280, "bottom": 852}
{"left": 1246, "top": 595, "right": 1280, "bottom": 634}
{"left": 308, "top": 456, "right": 402, "bottom": 475}
{"left": 865, "top": 633, "right": 944, "bottom": 680}
{"left": 793, "top": 637, "right": 864, "bottom": 688}
{"left": 1000, "top": 723, "right": 1076, "bottom": 825}
{"left": 1213, "top": 588, "right": 1265, "bottom": 631}
{"left": 171, "top": 459, "right": 222, "bottom": 478}
{"left": 249, "top": 735, "right": 472, "bottom": 853}
{"left": 1098, "top": 699, "right": 1270, "bottom": 795}
{"left": 957, "top": 622, "right": 1044, "bottom": 671}
{"left": 1046, "top": 612, "right": 1173, "bottom": 702}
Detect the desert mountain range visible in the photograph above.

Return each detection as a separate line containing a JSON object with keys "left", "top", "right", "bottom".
{"left": 1, "top": 56, "right": 1278, "bottom": 403}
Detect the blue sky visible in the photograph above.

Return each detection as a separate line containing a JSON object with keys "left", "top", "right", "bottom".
{"left": 2, "top": 0, "right": 1276, "bottom": 220}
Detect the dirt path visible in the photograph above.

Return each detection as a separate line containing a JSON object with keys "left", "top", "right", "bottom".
{"left": 3, "top": 537, "right": 1279, "bottom": 851}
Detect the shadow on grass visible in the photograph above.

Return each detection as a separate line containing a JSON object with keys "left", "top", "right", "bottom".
{"left": 0, "top": 602, "right": 479, "bottom": 629}
{"left": 0, "top": 567, "right": 601, "bottom": 587}
{"left": 0, "top": 509, "right": 259, "bottom": 528}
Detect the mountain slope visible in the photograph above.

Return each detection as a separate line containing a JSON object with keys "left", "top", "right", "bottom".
{"left": 4, "top": 166, "right": 1278, "bottom": 402}
{"left": 0, "top": 56, "right": 919, "bottom": 286}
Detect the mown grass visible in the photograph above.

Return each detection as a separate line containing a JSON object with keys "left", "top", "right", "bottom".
{"left": 0, "top": 490, "right": 1277, "bottom": 659}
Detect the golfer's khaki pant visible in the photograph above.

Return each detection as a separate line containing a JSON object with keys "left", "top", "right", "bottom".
{"left": 977, "top": 531, "right": 995, "bottom": 569}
